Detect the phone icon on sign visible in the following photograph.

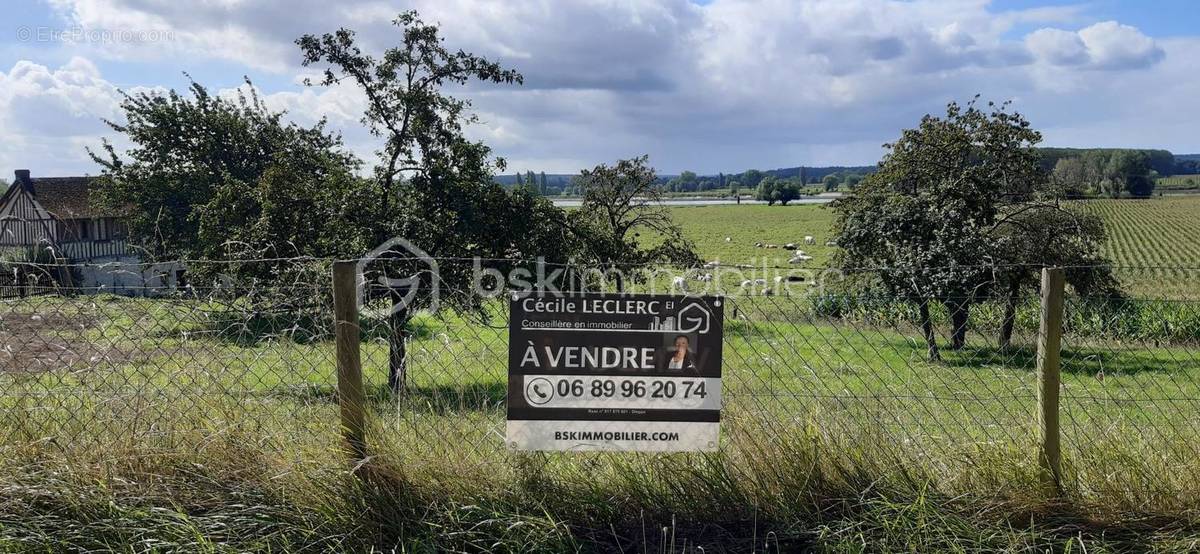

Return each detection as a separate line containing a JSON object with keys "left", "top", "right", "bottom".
{"left": 525, "top": 377, "right": 554, "bottom": 405}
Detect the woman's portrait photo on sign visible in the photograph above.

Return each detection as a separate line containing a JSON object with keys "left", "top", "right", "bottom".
{"left": 661, "top": 333, "right": 698, "bottom": 372}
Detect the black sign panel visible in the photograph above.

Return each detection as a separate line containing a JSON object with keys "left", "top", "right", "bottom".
{"left": 506, "top": 293, "right": 723, "bottom": 451}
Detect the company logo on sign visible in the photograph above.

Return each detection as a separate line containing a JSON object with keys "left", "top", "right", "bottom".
{"left": 356, "top": 236, "right": 440, "bottom": 315}
{"left": 676, "top": 301, "right": 712, "bottom": 334}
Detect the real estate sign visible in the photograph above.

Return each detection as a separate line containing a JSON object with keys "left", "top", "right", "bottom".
{"left": 506, "top": 293, "right": 723, "bottom": 452}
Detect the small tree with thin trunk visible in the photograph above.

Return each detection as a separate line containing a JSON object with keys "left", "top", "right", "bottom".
{"left": 563, "top": 156, "right": 700, "bottom": 291}
{"left": 298, "top": 11, "right": 579, "bottom": 393}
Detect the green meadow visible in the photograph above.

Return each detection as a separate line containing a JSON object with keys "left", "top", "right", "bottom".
{"left": 4, "top": 198, "right": 1200, "bottom": 551}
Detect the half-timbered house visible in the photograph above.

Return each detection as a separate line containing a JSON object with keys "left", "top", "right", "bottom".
{"left": 1, "top": 169, "right": 182, "bottom": 293}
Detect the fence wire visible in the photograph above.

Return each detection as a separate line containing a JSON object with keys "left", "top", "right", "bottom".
{"left": 1, "top": 258, "right": 1199, "bottom": 502}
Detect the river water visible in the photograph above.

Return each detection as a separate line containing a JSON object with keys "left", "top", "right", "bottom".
{"left": 550, "top": 194, "right": 842, "bottom": 208}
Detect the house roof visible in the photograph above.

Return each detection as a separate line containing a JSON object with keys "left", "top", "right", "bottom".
{"left": 29, "top": 176, "right": 116, "bottom": 220}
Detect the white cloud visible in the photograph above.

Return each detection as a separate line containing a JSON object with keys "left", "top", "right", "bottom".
{"left": 1027, "top": 20, "right": 1164, "bottom": 70}
{"left": 4, "top": 0, "right": 1192, "bottom": 176}
{"left": 0, "top": 57, "right": 125, "bottom": 175}
{"left": 1026, "top": 28, "right": 1089, "bottom": 65}
{"left": 1077, "top": 21, "right": 1165, "bottom": 69}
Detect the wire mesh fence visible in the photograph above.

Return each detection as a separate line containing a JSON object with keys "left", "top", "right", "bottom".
{"left": 2, "top": 257, "right": 1199, "bottom": 502}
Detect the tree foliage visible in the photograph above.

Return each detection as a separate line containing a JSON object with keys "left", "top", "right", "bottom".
{"left": 833, "top": 97, "right": 1114, "bottom": 360}
{"left": 89, "top": 80, "right": 366, "bottom": 283}
{"left": 756, "top": 176, "right": 800, "bottom": 205}
{"left": 296, "top": 11, "right": 588, "bottom": 391}
{"left": 564, "top": 156, "right": 700, "bottom": 289}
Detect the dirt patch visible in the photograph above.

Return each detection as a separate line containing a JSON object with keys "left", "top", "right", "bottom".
{"left": 0, "top": 310, "right": 141, "bottom": 373}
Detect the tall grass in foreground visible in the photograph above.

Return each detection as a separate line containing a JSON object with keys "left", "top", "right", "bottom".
{"left": 3, "top": 404, "right": 1200, "bottom": 552}
{"left": 5, "top": 289, "right": 1200, "bottom": 551}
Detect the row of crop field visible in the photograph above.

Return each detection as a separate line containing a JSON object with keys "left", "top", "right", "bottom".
{"left": 1074, "top": 197, "right": 1200, "bottom": 298}
{"left": 1157, "top": 174, "right": 1200, "bottom": 191}
{"left": 1075, "top": 196, "right": 1200, "bottom": 266}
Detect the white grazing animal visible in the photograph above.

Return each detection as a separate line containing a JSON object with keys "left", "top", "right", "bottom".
{"left": 804, "top": 236, "right": 815, "bottom": 245}
{"left": 672, "top": 276, "right": 688, "bottom": 291}
{"left": 725, "top": 236, "right": 732, "bottom": 242}
{"left": 825, "top": 241, "right": 838, "bottom": 247}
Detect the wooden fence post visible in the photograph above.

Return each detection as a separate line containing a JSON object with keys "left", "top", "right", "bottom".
{"left": 333, "top": 261, "right": 368, "bottom": 466}
{"left": 1036, "top": 266, "right": 1066, "bottom": 492}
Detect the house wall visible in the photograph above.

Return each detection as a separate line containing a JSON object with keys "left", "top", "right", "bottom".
{"left": 0, "top": 187, "right": 57, "bottom": 246}
{"left": 72, "top": 255, "right": 186, "bottom": 296}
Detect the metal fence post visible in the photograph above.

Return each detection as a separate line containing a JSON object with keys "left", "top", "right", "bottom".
{"left": 333, "top": 261, "right": 368, "bottom": 466}
{"left": 1037, "top": 266, "right": 1065, "bottom": 492}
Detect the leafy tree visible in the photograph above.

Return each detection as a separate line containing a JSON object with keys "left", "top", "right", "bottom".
{"left": 822, "top": 174, "right": 841, "bottom": 192}
{"left": 1105, "top": 150, "right": 1154, "bottom": 197}
{"left": 539, "top": 171, "right": 547, "bottom": 195}
{"left": 740, "top": 169, "right": 765, "bottom": 188}
{"left": 757, "top": 176, "right": 800, "bottom": 206}
{"left": 90, "top": 80, "right": 366, "bottom": 276}
{"left": 843, "top": 174, "right": 862, "bottom": 189}
{"left": 1050, "top": 157, "right": 1089, "bottom": 198}
{"left": 527, "top": 170, "right": 539, "bottom": 194}
{"left": 1078, "top": 150, "right": 1108, "bottom": 194}
{"left": 833, "top": 98, "right": 1047, "bottom": 360}
{"left": 298, "top": 11, "right": 578, "bottom": 392}
{"left": 561, "top": 156, "right": 700, "bottom": 290}
{"left": 667, "top": 170, "right": 699, "bottom": 193}
{"left": 756, "top": 176, "right": 779, "bottom": 205}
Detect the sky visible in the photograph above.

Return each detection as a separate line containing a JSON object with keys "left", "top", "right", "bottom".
{"left": 1, "top": 0, "right": 1197, "bottom": 178}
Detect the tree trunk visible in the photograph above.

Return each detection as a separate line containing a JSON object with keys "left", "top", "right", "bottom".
{"left": 949, "top": 300, "right": 970, "bottom": 351}
{"left": 388, "top": 299, "right": 410, "bottom": 395}
{"left": 998, "top": 279, "right": 1021, "bottom": 350}
{"left": 919, "top": 299, "right": 940, "bottom": 362}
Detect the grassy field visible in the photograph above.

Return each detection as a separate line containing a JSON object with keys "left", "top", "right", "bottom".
{"left": 669, "top": 196, "right": 1200, "bottom": 297}
{"left": 4, "top": 283, "right": 1200, "bottom": 550}
{"left": 4, "top": 198, "right": 1200, "bottom": 551}
{"left": 668, "top": 204, "right": 839, "bottom": 267}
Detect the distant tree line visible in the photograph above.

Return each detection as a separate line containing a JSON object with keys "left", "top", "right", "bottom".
{"left": 494, "top": 148, "right": 1197, "bottom": 200}
{"left": 493, "top": 165, "right": 876, "bottom": 197}
{"left": 1037, "top": 148, "right": 1179, "bottom": 176}
{"left": 1049, "top": 149, "right": 1157, "bottom": 198}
